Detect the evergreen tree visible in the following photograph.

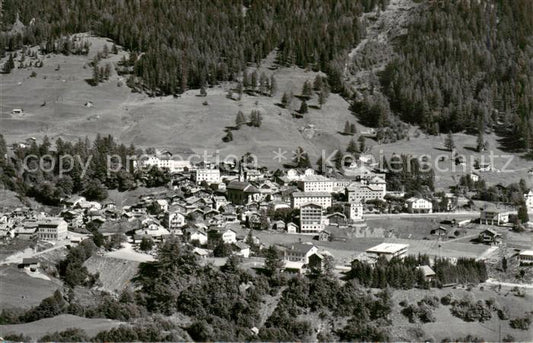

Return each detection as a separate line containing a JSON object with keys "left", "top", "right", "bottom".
{"left": 344, "top": 121, "right": 351, "bottom": 134}
{"left": 517, "top": 204, "right": 529, "bottom": 223}
{"left": 347, "top": 139, "right": 359, "bottom": 155}
{"left": 444, "top": 132, "right": 455, "bottom": 151}
{"left": 270, "top": 75, "right": 277, "bottom": 96}
{"left": 235, "top": 110, "right": 246, "bottom": 127}
{"left": 358, "top": 135, "right": 366, "bottom": 153}
{"left": 251, "top": 70, "right": 258, "bottom": 90}
{"left": 334, "top": 150, "right": 344, "bottom": 170}
{"left": 313, "top": 75, "right": 323, "bottom": 91}
{"left": 2, "top": 54, "right": 15, "bottom": 74}
{"left": 318, "top": 89, "right": 327, "bottom": 108}
{"left": 200, "top": 85, "right": 207, "bottom": 97}
{"left": 264, "top": 246, "right": 283, "bottom": 277}
{"left": 259, "top": 72, "right": 268, "bottom": 94}
{"left": 0, "top": 133, "right": 7, "bottom": 162}
{"left": 242, "top": 71, "right": 250, "bottom": 89}
{"left": 302, "top": 80, "right": 313, "bottom": 98}
{"left": 476, "top": 123, "right": 486, "bottom": 152}
{"left": 299, "top": 100, "right": 308, "bottom": 114}
{"left": 281, "top": 92, "right": 289, "bottom": 108}
{"left": 92, "top": 63, "right": 100, "bottom": 85}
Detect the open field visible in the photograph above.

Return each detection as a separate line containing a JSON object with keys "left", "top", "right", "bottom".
{"left": 0, "top": 36, "right": 360, "bottom": 170}
{"left": 2, "top": 35, "right": 531, "bottom": 189}
{"left": 370, "top": 130, "right": 533, "bottom": 189}
{"left": 0, "top": 265, "right": 62, "bottom": 310}
{"left": 389, "top": 285, "right": 533, "bottom": 342}
{"left": 0, "top": 314, "right": 126, "bottom": 340}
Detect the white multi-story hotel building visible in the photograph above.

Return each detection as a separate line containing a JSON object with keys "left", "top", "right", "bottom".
{"left": 291, "top": 192, "right": 332, "bottom": 209}
{"left": 37, "top": 218, "right": 68, "bottom": 241}
{"left": 137, "top": 155, "right": 192, "bottom": 173}
{"left": 194, "top": 168, "right": 221, "bottom": 184}
{"left": 300, "top": 203, "right": 325, "bottom": 234}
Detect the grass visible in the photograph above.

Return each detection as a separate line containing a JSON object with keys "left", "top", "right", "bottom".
{"left": 83, "top": 255, "right": 140, "bottom": 293}
{"left": 389, "top": 286, "right": 533, "bottom": 342}
{"left": 0, "top": 265, "right": 62, "bottom": 310}
{"left": 0, "top": 36, "right": 363, "bottom": 170}
{"left": 0, "top": 314, "right": 125, "bottom": 340}
{"left": 369, "top": 130, "right": 533, "bottom": 189}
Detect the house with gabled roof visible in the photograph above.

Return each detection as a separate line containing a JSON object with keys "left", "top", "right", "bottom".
{"left": 226, "top": 181, "right": 261, "bottom": 205}
{"left": 281, "top": 243, "right": 318, "bottom": 264}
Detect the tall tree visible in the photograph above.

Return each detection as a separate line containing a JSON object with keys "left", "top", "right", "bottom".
{"left": 444, "top": 132, "right": 455, "bottom": 152}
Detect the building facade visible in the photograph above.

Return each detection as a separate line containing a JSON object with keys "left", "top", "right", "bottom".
{"left": 406, "top": 198, "right": 433, "bottom": 214}
{"left": 37, "top": 218, "right": 68, "bottom": 240}
{"left": 291, "top": 192, "right": 332, "bottom": 209}
{"left": 194, "top": 168, "right": 221, "bottom": 184}
{"left": 299, "top": 203, "right": 325, "bottom": 234}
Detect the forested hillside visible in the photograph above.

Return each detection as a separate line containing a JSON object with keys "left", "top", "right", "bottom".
{"left": 376, "top": 0, "right": 533, "bottom": 151}
{"left": 1, "top": 0, "right": 387, "bottom": 94}
{"left": 1, "top": 0, "right": 532, "bottom": 149}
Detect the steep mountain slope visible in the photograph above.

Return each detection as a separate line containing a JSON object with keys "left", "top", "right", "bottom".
{"left": 344, "top": 0, "right": 421, "bottom": 98}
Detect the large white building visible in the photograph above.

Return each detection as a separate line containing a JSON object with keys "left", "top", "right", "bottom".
{"left": 345, "top": 202, "right": 364, "bottom": 221}
{"left": 366, "top": 243, "right": 409, "bottom": 261}
{"left": 291, "top": 192, "right": 332, "bottom": 209}
{"left": 137, "top": 155, "right": 192, "bottom": 173}
{"left": 300, "top": 203, "right": 325, "bottom": 234}
{"left": 406, "top": 197, "right": 433, "bottom": 214}
{"left": 480, "top": 209, "right": 511, "bottom": 226}
{"left": 283, "top": 243, "right": 319, "bottom": 264}
{"left": 346, "top": 183, "right": 385, "bottom": 203}
{"left": 37, "top": 218, "right": 68, "bottom": 241}
{"left": 194, "top": 168, "right": 221, "bottom": 184}
{"left": 297, "top": 175, "right": 334, "bottom": 193}
{"left": 518, "top": 250, "right": 533, "bottom": 265}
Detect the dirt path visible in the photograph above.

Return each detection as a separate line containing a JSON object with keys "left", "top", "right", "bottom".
{"left": 484, "top": 278, "right": 533, "bottom": 289}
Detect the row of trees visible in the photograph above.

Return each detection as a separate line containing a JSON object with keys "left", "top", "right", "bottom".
{"left": 1, "top": 134, "right": 171, "bottom": 204}
{"left": 348, "top": 255, "right": 488, "bottom": 289}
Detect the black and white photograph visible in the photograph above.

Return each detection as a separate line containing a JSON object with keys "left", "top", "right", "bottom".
{"left": 0, "top": 0, "right": 532, "bottom": 341}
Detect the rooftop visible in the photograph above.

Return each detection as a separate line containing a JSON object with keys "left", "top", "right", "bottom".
{"left": 366, "top": 243, "right": 409, "bottom": 254}
{"left": 292, "top": 192, "right": 332, "bottom": 197}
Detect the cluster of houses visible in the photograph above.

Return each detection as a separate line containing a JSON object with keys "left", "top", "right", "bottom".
{"left": 2, "top": 151, "right": 532, "bottom": 274}
{"left": 0, "top": 208, "right": 68, "bottom": 241}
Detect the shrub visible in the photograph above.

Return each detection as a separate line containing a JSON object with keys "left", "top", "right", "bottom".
{"left": 450, "top": 298, "right": 492, "bottom": 322}
{"left": 440, "top": 294, "right": 452, "bottom": 306}
{"left": 509, "top": 315, "right": 531, "bottom": 330}
{"left": 39, "top": 328, "right": 89, "bottom": 342}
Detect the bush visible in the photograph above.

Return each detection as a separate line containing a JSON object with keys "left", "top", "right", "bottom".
{"left": 39, "top": 328, "right": 89, "bottom": 342}
{"left": 450, "top": 298, "right": 492, "bottom": 322}
{"left": 441, "top": 294, "right": 452, "bottom": 306}
{"left": 509, "top": 315, "right": 531, "bottom": 330}
{"left": 4, "top": 333, "right": 32, "bottom": 341}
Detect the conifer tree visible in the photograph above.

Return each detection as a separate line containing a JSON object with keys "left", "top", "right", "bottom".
{"left": 344, "top": 121, "right": 351, "bottom": 134}
{"left": 281, "top": 92, "right": 289, "bottom": 108}
{"left": 270, "top": 75, "right": 277, "bottom": 96}
{"left": 299, "top": 100, "right": 308, "bottom": 114}
{"left": 235, "top": 111, "right": 246, "bottom": 127}
{"left": 444, "top": 132, "right": 455, "bottom": 152}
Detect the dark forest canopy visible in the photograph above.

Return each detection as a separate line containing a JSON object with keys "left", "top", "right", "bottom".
{"left": 1, "top": 0, "right": 532, "bottom": 147}
{"left": 378, "top": 0, "right": 533, "bottom": 150}
{"left": 1, "top": 0, "right": 387, "bottom": 94}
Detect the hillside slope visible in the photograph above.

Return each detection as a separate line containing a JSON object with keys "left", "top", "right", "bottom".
{"left": 0, "top": 37, "right": 364, "bottom": 168}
